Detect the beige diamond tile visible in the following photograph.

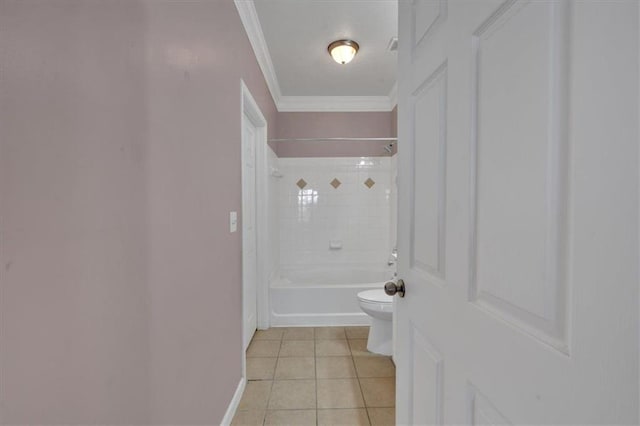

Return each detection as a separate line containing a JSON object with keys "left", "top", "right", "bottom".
{"left": 316, "top": 339, "right": 351, "bottom": 356}
{"left": 279, "top": 340, "right": 315, "bottom": 357}
{"left": 317, "top": 379, "right": 365, "bottom": 409}
{"left": 315, "top": 326, "right": 346, "bottom": 340}
{"left": 237, "top": 380, "right": 272, "bottom": 410}
{"left": 268, "top": 380, "right": 316, "bottom": 410}
{"left": 296, "top": 178, "right": 307, "bottom": 189}
{"left": 331, "top": 178, "right": 342, "bottom": 189}
{"left": 368, "top": 407, "right": 395, "bottom": 425}
{"left": 265, "top": 409, "right": 316, "bottom": 425}
{"left": 346, "top": 326, "right": 370, "bottom": 339}
{"left": 364, "top": 178, "right": 375, "bottom": 188}
{"left": 274, "top": 357, "right": 315, "bottom": 379}
{"left": 360, "top": 378, "right": 395, "bottom": 407}
{"left": 318, "top": 408, "right": 370, "bottom": 426}
{"left": 283, "top": 327, "right": 314, "bottom": 340}
{"left": 253, "top": 328, "right": 284, "bottom": 341}
{"left": 353, "top": 357, "right": 395, "bottom": 378}
{"left": 316, "top": 356, "right": 357, "bottom": 379}
{"left": 231, "top": 409, "right": 266, "bottom": 426}
{"left": 246, "top": 357, "right": 277, "bottom": 380}
{"left": 247, "top": 340, "right": 281, "bottom": 358}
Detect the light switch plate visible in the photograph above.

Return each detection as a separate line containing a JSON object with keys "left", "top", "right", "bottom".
{"left": 230, "top": 211, "right": 237, "bottom": 233}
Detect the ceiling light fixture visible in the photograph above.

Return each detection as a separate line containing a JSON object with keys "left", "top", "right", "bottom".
{"left": 328, "top": 39, "right": 359, "bottom": 65}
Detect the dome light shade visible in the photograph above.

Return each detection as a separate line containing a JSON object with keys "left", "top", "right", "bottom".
{"left": 328, "top": 39, "right": 359, "bottom": 65}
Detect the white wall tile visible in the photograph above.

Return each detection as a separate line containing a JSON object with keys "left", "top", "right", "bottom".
{"left": 278, "top": 157, "right": 395, "bottom": 268}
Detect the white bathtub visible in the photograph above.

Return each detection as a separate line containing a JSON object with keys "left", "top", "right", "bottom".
{"left": 270, "top": 266, "right": 395, "bottom": 327}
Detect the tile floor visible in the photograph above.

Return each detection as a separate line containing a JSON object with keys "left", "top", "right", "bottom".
{"left": 232, "top": 326, "right": 395, "bottom": 426}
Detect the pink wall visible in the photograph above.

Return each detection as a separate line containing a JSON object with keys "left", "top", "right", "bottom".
{"left": 0, "top": 0, "right": 277, "bottom": 424}
{"left": 0, "top": 1, "right": 150, "bottom": 423}
{"left": 276, "top": 111, "right": 394, "bottom": 157}
{"left": 391, "top": 105, "right": 398, "bottom": 155}
{"left": 144, "top": 1, "right": 277, "bottom": 423}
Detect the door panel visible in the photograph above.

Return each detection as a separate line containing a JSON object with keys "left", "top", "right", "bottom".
{"left": 470, "top": 0, "right": 570, "bottom": 351}
{"left": 396, "top": 1, "right": 639, "bottom": 424}
{"left": 413, "top": 0, "right": 447, "bottom": 48}
{"left": 411, "top": 63, "right": 447, "bottom": 280}
{"left": 409, "top": 325, "right": 444, "bottom": 425}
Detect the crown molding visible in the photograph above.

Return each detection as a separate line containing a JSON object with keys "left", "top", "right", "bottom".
{"left": 234, "top": 0, "right": 397, "bottom": 112}
{"left": 234, "top": 0, "right": 283, "bottom": 105}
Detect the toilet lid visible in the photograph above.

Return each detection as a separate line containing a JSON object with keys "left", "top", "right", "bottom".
{"left": 357, "top": 289, "right": 393, "bottom": 303}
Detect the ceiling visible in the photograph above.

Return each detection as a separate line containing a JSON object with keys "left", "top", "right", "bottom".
{"left": 236, "top": 0, "right": 398, "bottom": 111}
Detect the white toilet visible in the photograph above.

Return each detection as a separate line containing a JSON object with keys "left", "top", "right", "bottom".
{"left": 357, "top": 289, "right": 393, "bottom": 356}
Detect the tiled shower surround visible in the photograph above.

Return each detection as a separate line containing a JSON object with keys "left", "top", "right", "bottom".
{"left": 279, "top": 157, "right": 394, "bottom": 268}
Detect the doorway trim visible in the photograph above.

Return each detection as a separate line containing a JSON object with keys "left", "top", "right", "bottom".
{"left": 240, "top": 80, "right": 270, "bottom": 357}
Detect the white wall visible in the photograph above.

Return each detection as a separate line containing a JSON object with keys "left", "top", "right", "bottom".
{"left": 278, "top": 157, "right": 393, "bottom": 268}
{"left": 390, "top": 154, "right": 398, "bottom": 253}
{"left": 266, "top": 146, "right": 281, "bottom": 280}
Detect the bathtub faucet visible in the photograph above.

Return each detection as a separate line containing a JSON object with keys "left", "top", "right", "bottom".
{"left": 387, "top": 247, "right": 398, "bottom": 266}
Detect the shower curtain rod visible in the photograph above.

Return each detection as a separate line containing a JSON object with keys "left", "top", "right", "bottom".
{"left": 268, "top": 137, "right": 397, "bottom": 142}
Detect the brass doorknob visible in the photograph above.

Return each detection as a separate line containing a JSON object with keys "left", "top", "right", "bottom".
{"left": 384, "top": 279, "right": 405, "bottom": 298}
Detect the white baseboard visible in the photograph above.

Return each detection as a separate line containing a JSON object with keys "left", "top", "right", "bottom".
{"left": 220, "top": 377, "right": 246, "bottom": 426}
{"left": 270, "top": 312, "right": 371, "bottom": 327}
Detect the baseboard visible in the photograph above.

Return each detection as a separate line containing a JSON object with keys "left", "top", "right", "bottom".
{"left": 220, "top": 377, "right": 246, "bottom": 426}
{"left": 270, "top": 312, "right": 371, "bottom": 327}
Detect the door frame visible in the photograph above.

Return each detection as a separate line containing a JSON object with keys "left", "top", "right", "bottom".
{"left": 240, "top": 80, "right": 270, "bottom": 373}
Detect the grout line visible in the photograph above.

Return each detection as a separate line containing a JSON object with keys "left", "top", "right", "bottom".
{"left": 239, "top": 327, "right": 387, "bottom": 424}
{"left": 315, "top": 341, "right": 319, "bottom": 426}
{"left": 350, "top": 342, "right": 375, "bottom": 425}
{"left": 262, "top": 335, "right": 281, "bottom": 417}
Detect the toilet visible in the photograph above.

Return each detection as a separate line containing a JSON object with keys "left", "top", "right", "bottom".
{"left": 357, "top": 289, "right": 393, "bottom": 356}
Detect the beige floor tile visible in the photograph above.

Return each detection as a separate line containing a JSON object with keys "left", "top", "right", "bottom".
{"left": 231, "top": 409, "right": 266, "bottom": 426}
{"left": 367, "top": 407, "right": 395, "bottom": 425}
{"left": 264, "top": 409, "right": 316, "bottom": 425}
{"left": 317, "top": 378, "right": 365, "bottom": 409}
{"left": 238, "top": 380, "right": 272, "bottom": 410}
{"left": 246, "top": 357, "right": 277, "bottom": 380}
{"left": 274, "top": 357, "right": 315, "bottom": 379}
{"left": 315, "top": 326, "right": 347, "bottom": 340}
{"left": 353, "top": 357, "right": 395, "bottom": 378}
{"left": 360, "top": 378, "right": 395, "bottom": 407}
{"left": 268, "top": 379, "right": 316, "bottom": 410}
{"left": 316, "top": 339, "right": 351, "bottom": 356}
{"left": 348, "top": 339, "right": 384, "bottom": 357}
{"left": 318, "top": 408, "right": 370, "bottom": 426}
{"left": 346, "top": 326, "right": 370, "bottom": 339}
{"left": 279, "top": 340, "right": 315, "bottom": 357}
{"left": 283, "top": 327, "right": 315, "bottom": 340}
{"left": 247, "top": 340, "right": 281, "bottom": 358}
{"left": 253, "top": 328, "right": 284, "bottom": 341}
{"left": 316, "top": 356, "right": 357, "bottom": 379}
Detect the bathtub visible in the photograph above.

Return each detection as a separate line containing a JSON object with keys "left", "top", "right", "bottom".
{"left": 270, "top": 265, "right": 395, "bottom": 327}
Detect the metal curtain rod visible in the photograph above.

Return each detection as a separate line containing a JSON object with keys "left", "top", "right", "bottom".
{"left": 268, "top": 137, "right": 398, "bottom": 142}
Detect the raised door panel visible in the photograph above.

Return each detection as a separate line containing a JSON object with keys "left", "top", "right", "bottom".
{"left": 410, "top": 64, "right": 447, "bottom": 281}
{"left": 413, "top": 0, "right": 447, "bottom": 48}
{"left": 409, "top": 324, "right": 444, "bottom": 425}
{"left": 467, "top": 383, "right": 511, "bottom": 426}
{"left": 469, "top": 0, "right": 569, "bottom": 351}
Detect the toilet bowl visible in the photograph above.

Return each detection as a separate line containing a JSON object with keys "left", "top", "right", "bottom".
{"left": 357, "top": 289, "right": 393, "bottom": 356}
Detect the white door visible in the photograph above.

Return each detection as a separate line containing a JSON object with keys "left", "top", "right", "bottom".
{"left": 395, "top": 1, "right": 639, "bottom": 424}
{"left": 242, "top": 113, "right": 258, "bottom": 350}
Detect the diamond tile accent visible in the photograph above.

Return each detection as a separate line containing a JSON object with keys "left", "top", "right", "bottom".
{"left": 330, "top": 178, "right": 341, "bottom": 189}
{"left": 296, "top": 178, "right": 307, "bottom": 189}
{"left": 364, "top": 178, "right": 375, "bottom": 188}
